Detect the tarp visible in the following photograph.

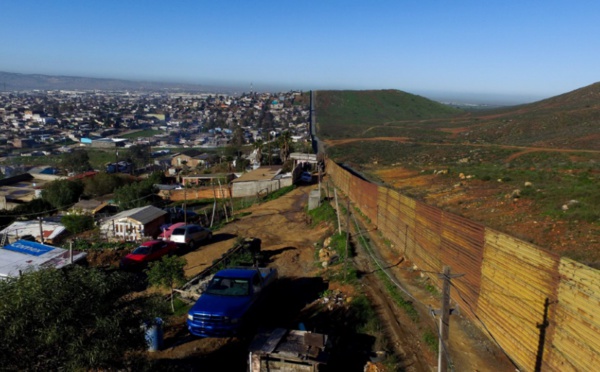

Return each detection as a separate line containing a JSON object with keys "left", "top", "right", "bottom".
{"left": 0, "top": 240, "right": 87, "bottom": 279}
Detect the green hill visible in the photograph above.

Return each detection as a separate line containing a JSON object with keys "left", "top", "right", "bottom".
{"left": 316, "top": 90, "right": 464, "bottom": 139}
{"left": 463, "top": 82, "right": 600, "bottom": 150}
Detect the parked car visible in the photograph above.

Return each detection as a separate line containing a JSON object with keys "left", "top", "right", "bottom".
{"left": 164, "top": 207, "right": 199, "bottom": 223}
{"left": 119, "top": 240, "right": 177, "bottom": 270}
{"left": 158, "top": 222, "right": 187, "bottom": 240}
{"left": 300, "top": 172, "right": 312, "bottom": 183}
{"left": 187, "top": 267, "right": 278, "bottom": 337}
{"left": 170, "top": 224, "right": 212, "bottom": 249}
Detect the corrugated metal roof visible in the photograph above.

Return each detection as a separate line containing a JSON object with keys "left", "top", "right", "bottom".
{"left": 109, "top": 205, "right": 166, "bottom": 225}
{"left": 231, "top": 166, "right": 282, "bottom": 183}
{"left": 0, "top": 220, "right": 66, "bottom": 241}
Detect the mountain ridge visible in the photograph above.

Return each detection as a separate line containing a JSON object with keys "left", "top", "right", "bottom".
{"left": 0, "top": 71, "right": 236, "bottom": 93}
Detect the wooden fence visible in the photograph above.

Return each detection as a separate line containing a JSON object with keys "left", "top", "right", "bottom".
{"left": 326, "top": 158, "right": 600, "bottom": 371}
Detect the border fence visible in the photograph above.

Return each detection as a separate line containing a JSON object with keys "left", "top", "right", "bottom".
{"left": 325, "top": 158, "right": 600, "bottom": 371}
{"left": 309, "top": 87, "right": 600, "bottom": 370}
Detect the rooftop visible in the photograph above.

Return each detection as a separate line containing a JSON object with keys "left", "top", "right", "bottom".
{"left": 231, "top": 166, "right": 283, "bottom": 183}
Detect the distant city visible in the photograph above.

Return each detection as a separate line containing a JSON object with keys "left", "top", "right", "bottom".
{"left": 0, "top": 87, "right": 310, "bottom": 176}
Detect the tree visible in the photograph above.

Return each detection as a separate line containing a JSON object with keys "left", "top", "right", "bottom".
{"left": 128, "top": 144, "right": 151, "bottom": 172}
{"left": 0, "top": 266, "right": 165, "bottom": 371}
{"left": 231, "top": 126, "right": 244, "bottom": 147}
{"left": 83, "top": 172, "right": 126, "bottom": 197}
{"left": 41, "top": 179, "right": 84, "bottom": 210}
{"left": 146, "top": 255, "right": 187, "bottom": 312}
{"left": 278, "top": 131, "right": 292, "bottom": 163}
{"left": 61, "top": 214, "right": 95, "bottom": 234}
{"left": 61, "top": 150, "right": 92, "bottom": 174}
{"left": 10, "top": 198, "right": 54, "bottom": 219}
{"left": 112, "top": 180, "right": 155, "bottom": 210}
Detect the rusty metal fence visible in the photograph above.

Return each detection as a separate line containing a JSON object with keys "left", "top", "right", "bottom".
{"left": 326, "top": 158, "right": 600, "bottom": 371}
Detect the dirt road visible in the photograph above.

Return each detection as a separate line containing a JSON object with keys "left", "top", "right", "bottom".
{"left": 149, "top": 183, "right": 514, "bottom": 371}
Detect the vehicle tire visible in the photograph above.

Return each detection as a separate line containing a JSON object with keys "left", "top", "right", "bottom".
{"left": 207, "top": 233, "right": 213, "bottom": 241}
{"left": 188, "top": 240, "right": 196, "bottom": 250}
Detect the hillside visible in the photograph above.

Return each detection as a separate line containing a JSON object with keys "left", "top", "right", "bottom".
{"left": 459, "top": 82, "right": 600, "bottom": 149}
{"left": 316, "top": 90, "right": 464, "bottom": 139}
{"left": 317, "top": 84, "right": 600, "bottom": 151}
{"left": 0, "top": 71, "right": 231, "bottom": 93}
{"left": 318, "top": 85, "right": 600, "bottom": 266}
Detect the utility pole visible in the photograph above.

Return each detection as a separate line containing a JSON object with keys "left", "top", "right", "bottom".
{"left": 436, "top": 265, "right": 463, "bottom": 372}
{"left": 318, "top": 165, "right": 322, "bottom": 206}
{"left": 38, "top": 217, "right": 44, "bottom": 244}
{"left": 210, "top": 179, "right": 217, "bottom": 227}
{"left": 344, "top": 199, "right": 350, "bottom": 281}
{"left": 334, "top": 188, "right": 342, "bottom": 234}
{"left": 184, "top": 186, "right": 188, "bottom": 224}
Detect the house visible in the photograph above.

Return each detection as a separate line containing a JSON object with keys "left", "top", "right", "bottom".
{"left": 70, "top": 199, "right": 112, "bottom": 216}
{"left": 0, "top": 219, "right": 68, "bottom": 245}
{"left": 0, "top": 173, "right": 56, "bottom": 210}
{"left": 99, "top": 205, "right": 167, "bottom": 241}
{"left": 0, "top": 240, "right": 87, "bottom": 279}
{"left": 171, "top": 149, "right": 213, "bottom": 169}
{"left": 231, "top": 166, "right": 292, "bottom": 198}
{"left": 13, "top": 138, "right": 36, "bottom": 148}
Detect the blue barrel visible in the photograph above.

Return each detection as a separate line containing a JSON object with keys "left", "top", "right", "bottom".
{"left": 145, "top": 317, "right": 164, "bottom": 351}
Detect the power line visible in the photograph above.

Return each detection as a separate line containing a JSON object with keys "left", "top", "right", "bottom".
{"left": 432, "top": 311, "right": 454, "bottom": 372}
{"left": 448, "top": 281, "right": 519, "bottom": 369}
{"left": 0, "top": 190, "right": 158, "bottom": 219}
{"left": 0, "top": 201, "right": 79, "bottom": 218}
{"left": 351, "top": 212, "right": 421, "bottom": 305}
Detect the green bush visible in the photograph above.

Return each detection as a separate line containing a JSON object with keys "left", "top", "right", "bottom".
{"left": 61, "top": 214, "right": 95, "bottom": 234}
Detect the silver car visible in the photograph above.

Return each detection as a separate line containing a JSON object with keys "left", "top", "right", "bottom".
{"left": 170, "top": 224, "right": 212, "bottom": 248}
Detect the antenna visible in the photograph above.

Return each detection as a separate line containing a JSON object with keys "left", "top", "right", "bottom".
{"left": 250, "top": 82, "right": 253, "bottom": 95}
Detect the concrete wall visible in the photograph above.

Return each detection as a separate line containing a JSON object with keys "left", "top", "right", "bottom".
{"left": 232, "top": 177, "right": 293, "bottom": 198}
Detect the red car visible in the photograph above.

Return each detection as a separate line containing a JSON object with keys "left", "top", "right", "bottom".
{"left": 158, "top": 222, "right": 187, "bottom": 241}
{"left": 120, "top": 240, "right": 177, "bottom": 270}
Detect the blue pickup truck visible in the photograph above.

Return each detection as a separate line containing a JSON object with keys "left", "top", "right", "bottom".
{"left": 186, "top": 267, "right": 278, "bottom": 337}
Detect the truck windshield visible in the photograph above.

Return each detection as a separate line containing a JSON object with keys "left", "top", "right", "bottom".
{"left": 205, "top": 277, "right": 250, "bottom": 296}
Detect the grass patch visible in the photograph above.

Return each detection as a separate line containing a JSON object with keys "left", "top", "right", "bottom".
{"left": 329, "top": 232, "right": 353, "bottom": 259}
{"left": 424, "top": 282, "right": 439, "bottom": 297}
{"left": 307, "top": 201, "right": 338, "bottom": 227}
{"left": 354, "top": 225, "right": 419, "bottom": 321}
{"left": 450, "top": 163, "right": 600, "bottom": 223}
{"left": 423, "top": 330, "right": 439, "bottom": 353}
{"left": 351, "top": 295, "right": 382, "bottom": 334}
{"left": 376, "top": 270, "right": 419, "bottom": 322}
{"left": 262, "top": 185, "right": 295, "bottom": 202}
{"left": 317, "top": 90, "right": 463, "bottom": 139}
{"left": 171, "top": 296, "right": 193, "bottom": 317}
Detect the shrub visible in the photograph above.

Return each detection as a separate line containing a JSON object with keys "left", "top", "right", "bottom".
{"left": 61, "top": 214, "right": 95, "bottom": 234}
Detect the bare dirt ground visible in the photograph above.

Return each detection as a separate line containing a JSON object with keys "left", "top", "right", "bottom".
{"left": 142, "top": 183, "right": 515, "bottom": 371}
{"left": 323, "top": 133, "right": 600, "bottom": 265}
{"left": 369, "top": 165, "right": 600, "bottom": 265}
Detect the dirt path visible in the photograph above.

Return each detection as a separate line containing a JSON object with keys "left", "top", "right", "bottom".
{"left": 150, "top": 185, "right": 332, "bottom": 370}
{"left": 150, "top": 183, "right": 513, "bottom": 371}
{"left": 323, "top": 137, "right": 600, "bottom": 164}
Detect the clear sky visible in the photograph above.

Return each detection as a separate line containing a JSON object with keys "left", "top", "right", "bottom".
{"left": 1, "top": 1, "right": 599, "bottom": 102}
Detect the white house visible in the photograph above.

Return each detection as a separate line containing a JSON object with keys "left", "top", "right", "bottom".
{"left": 99, "top": 205, "right": 166, "bottom": 241}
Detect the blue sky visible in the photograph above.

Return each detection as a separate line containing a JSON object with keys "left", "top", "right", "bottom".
{"left": 2, "top": 1, "right": 599, "bottom": 102}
